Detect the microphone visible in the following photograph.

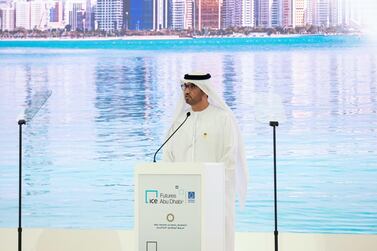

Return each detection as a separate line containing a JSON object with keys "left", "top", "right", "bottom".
{"left": 153, "top": 112, "right": 191, "bottom": 162}
{"left": 17, "top": 113, "right": 26, "bottom": 125}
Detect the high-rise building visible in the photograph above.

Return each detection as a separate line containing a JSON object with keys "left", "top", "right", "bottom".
{"left": 65, "top": 2, "right": 80, "bottom": 29}
{"left": 293, "top": 0, "right": 305, "bottom": 27}
{"left": 154, "top": 0, "right": 168, "bottom": 30}
{"left": 76, "top": 9, "right": 85, "bottom": 30}
{"left": 123, "top": 0, "right": 130, "bottom": 29}
{"left": 0, "top": 6, "right": 15, "bottom": 31}
{"left": 48, "top": 0, "right": 64, "bottom": 29}
{"left": 15, "top": 0, "right": 47, "bottom": 30}
{"left": 184, "top": 0, "right": 193, "bottom": 29}
{"left": 222, "top": 0, "right": 242, "bottom": 28}
{"left": 308, "top": 0, "right": 319, "bottom": 26}
{"left": 222, "top": 0, "right": 233, "bottom": 28}
{"left": 129, "top": 0, "right": 142, "bottom": 30}
{"left": 129, "top": 0, "right": 167, "bottom": 30}
{"left": 85, "top": 0, "right": 95, "bottom": 31}
{"left": 96, "top": 0, "right": 124, "bottom": 31}
{"left": 329, "top": 0, "right": 342, "bottom": 26}
{"left": 254, "top": 0, "right": 259, "bottom": 26}
{"left": 305, "top": 0, "right": 314, "bottom": 25}
{"left": 69, "top": 3, "right": 84, "bottom": 30}
{"left": 282, "top": 0, "right": 292, "bottom": 27}
{"left": 234, "top": 0, "right": 243, "bottom": 27}
{"left": 271, "top": 0, "right": 282, "bottom": 27}
{"left": 141, "top": 0, "right": 153, "bottom": 29}
{"left": 30, "top": 0, "right": 48, "bottom": 30}
{"left": 317, "top": 0, "right": 329, "bottom": 27}
{"left": 169, "top": 0, "right": 185, "bottom": 30}
{"left": 49, "top": 2, "right": 59, "bottom": 22}
{"left": 194, "top": 0, "right": 222, "bottom": 30}
{"left": 15, "top": 1, "right": 30, "bottom": 29}
{"left": 242, "top": 0, "right": 254, "bottom": 27}
{"left": 255, "top": 0, "right": 272, "bottom": 27}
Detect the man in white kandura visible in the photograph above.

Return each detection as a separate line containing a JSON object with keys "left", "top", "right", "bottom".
{"left": 163, "top": 73, "right": 249, "bottom": 251}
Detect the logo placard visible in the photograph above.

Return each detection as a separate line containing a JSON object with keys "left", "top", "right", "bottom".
{"left": 145, "top": 190, "right": 159, "bottom": 204}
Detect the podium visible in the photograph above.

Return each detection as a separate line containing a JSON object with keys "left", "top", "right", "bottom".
{"left": 135, "top": 162, "right": 225, "bottom": 251}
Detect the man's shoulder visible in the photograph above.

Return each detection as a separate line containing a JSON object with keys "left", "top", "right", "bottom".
{"left": 208, "top": 105, "right": 231, "bottom": 118}
{"left": 209, "top": 105, "right": 224, "bottom": 112}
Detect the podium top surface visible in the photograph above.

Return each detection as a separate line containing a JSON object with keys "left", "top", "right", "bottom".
{"left": 135, "top": 162, "right": 225, "bottom": 175}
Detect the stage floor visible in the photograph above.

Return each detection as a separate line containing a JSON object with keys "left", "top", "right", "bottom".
{"left": 1, "top": 228, "right": 377, "bottom": 251}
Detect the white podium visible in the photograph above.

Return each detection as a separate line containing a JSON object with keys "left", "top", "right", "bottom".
{"left": 135, "top": 162, "right": 225, "bottom": 251}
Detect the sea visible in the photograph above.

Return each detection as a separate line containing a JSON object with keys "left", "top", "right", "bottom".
{"left": 0, "top": 35, "right": 376, "bottom": 233}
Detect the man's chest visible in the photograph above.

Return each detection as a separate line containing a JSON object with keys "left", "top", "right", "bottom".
{"left": 176, "top": 116, "right": 224, "bottom": 146}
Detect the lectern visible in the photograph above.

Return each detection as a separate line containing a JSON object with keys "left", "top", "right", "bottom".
{"left": 135, "top": 162, "right": 225, "bottom": 251}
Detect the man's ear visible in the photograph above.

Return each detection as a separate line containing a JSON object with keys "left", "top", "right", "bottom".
{"left": 201, "top": 91, "right": 208, "bottom": 99}
{"left": 200, "top": 89, "right": 208, "bottom": 97}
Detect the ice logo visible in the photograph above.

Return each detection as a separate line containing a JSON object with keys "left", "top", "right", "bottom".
{"left": 145, "top": 190, "right": 158, "bottom": 204}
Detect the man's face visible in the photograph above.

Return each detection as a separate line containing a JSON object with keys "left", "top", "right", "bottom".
{"left": 181, "top": 82, "right": 206, "bottom": 106}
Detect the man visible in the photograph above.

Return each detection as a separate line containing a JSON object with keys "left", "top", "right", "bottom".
{"left": 163, "top": 73, "right": 248, "bottom": 251}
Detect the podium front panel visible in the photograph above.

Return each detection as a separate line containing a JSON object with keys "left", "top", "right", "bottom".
{"left": 138, "top": 173, "right": 201, "bottom": 251}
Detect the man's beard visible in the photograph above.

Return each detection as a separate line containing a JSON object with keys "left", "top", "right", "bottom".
{"left": 185, "top": 91, "right": 206, "bottom": 106}
{"left": 185, "top": 94, "right": 199, "bottom": 106}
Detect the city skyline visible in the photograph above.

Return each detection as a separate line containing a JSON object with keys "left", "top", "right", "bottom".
{"left": 0, "top": 0, "right": 374, "bottom": 32}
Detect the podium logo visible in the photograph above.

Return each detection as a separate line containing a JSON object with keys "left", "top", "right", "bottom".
{"left": 145, "top": 190, "right": 159, "bottom": 204}
{"left": 187, "top": 191, "right": 195, "bottom": 203}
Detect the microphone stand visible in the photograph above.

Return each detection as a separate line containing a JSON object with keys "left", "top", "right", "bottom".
{"left": 18, "top": 119, "right": 26, "bottom": 251}
{"left": 269, "top": 121, "right": 279, "bottom": 251}
{"left": 153, "top": 112, "right": 190, "bottom": 162}
{"left": 16, "top": 89, "right": 51, "bottom": 251}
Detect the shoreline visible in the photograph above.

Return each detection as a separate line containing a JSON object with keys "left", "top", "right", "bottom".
{"left": 0, "top": 33, "right": 361, "bottom": 42}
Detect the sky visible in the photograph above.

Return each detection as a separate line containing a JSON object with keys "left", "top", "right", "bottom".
{"left": 355, "top": 0, "right": 377, "bottom": 38}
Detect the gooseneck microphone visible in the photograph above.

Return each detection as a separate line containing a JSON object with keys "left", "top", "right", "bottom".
{"left": 153, "top": 112, "right": 191, "bottom": 162}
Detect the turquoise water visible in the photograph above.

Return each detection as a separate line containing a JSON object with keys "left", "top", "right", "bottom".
{"left": 0, "top": 35, "right": 363, "bottom": 51}
{"left": 0, "top": 35, "right": 376, "bottom": 233}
